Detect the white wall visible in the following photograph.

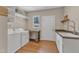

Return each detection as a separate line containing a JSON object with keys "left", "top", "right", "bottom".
{"left": 28, "top": 7, "right": 64, "bottom": 30}
{"left": 64, "top": 6, "right": 79, "bottom": 32}
{"left": 14, "top": 16, "right": 28, "bottom": 30}
{"left": 8, "top": 7, "right": 29, "bottom": 30}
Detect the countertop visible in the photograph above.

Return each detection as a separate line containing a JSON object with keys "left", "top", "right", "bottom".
{"left": 56, "top": 29, "right": 79, "bottom": 39}
{"left": 8, "top": 30, "right": 29, "bottom": 35}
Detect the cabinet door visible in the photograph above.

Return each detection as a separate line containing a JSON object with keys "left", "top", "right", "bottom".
{"left": 25, "top": 32, "right": 29, "bottom": 44}
{"left": 8, "top": 33, "right": 21, "bottom": 53}
{"left": 56, "top": 33, "right": 63, "bottom": 53}
{"left": 63, "top": 38, "right": 79, "bottom": 53}
{"left": 21, "top": 32, "right": 29, "bottom": 47}
{"left": 13, "top": 33, "right": 21, "bottom": 51}
{"left": 22, "top": 33, "right": 27, "bottom": 46}
{"left": 8, "top": 34, "right": 16, "bottom": 53}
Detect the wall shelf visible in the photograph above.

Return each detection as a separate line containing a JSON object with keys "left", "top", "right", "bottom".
{"left": 61, "top": 19, "right": 69, "bottom": 23}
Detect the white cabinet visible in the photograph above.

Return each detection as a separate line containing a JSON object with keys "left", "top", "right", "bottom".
{"left": 8, "top": 32, "right": 21, "bottom": 53}
{"left": 56, "top": 33, "right": 63, "bottom": 53}
{"left": 21, "top": 31, "right": 29, "bottom": 47}
{"left": 8, "top": 34, "right": 15, "bottom": 53}
{"left": 56, "top": 32, "right": 79, "bottom": 53}
{"left": 63, "top": 38, "right": 79, "bottom": 53}
{"left": 13, "top": 33, "right": 21, "bottom": 52}
{"left": 8, "top": 31, "right": 29, "bottom": 53}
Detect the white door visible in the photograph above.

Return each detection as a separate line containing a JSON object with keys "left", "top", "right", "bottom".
{"left": 40, "top": 16, "right": 55, "bottom": 41}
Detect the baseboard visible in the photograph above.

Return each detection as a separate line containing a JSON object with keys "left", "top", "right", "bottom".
{"left": 40, "top": 39, "right": 56, "bottom": 41}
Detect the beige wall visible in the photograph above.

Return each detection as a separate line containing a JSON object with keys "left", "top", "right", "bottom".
{"left": 27, "top": 7, "right": 64, "bottom": 30}
{"left": 64, "top": 6, "right": 79, "bottom": 31}
{"left": 0, "top": 16, "right": 7, "bottom": 52}
{"left": 14, "top": 16, "right": 28, "bottom": 30}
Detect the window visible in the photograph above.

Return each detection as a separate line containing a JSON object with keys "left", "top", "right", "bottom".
{"left": 33, "top": 16, "right": 40, "bottom": 28}
{"left": 33, "top": 16, "right": 40, "bottom": 24}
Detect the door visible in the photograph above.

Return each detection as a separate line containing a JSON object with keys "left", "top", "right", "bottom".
{"left": 40, "top": 16, "right": 55, "bottom": 41}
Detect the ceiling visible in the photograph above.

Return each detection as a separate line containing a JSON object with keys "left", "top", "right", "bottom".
{"left": 18, "top": 6, "right": 63, "bottom": 12}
